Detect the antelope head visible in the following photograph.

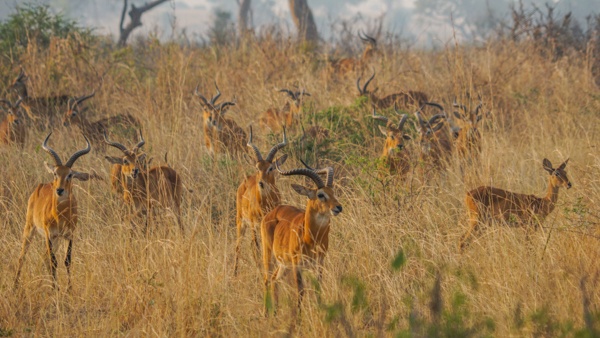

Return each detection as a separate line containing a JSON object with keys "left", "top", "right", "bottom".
{"left": 42, "top": 133, "right": 93, "bottom": 198}
{"left": 10, "top": 67, "right": 28, "bottom": 98}
{"left": 372, "top": 105, "right": 411, "bottom": 156}
{"left": 247, "top": 126, "right": 288, "bottom": 191}
{"left": 195, "top": 81, "right": 222, "bottom": 130}
{"left": 104, "top": 130, "right": 147, "bottom": 179}
{"left": 276, "top": 161, "right": 343, "bottom": 218}
{"left": 0, "top": 98, "right": 24, "bottom": 127}
{"left": 358, "top": 30, "right": 378, "bottom": 53}
{"left": 415, "top": 104, "right": 446, "bottom": 154}
{"left": 63, "top": 91, "right": 95, "bottom": 127}
{"left": 279, "top": 88, "right": 311, "bottom": 108}
{"left": 453, "top": 96, "right": 484, "bottom": 130}
{"left": 543, "top": 158, "right": 572, "bottom": 189}
{"left": 356, "top": 71, "right": 377, "bottom": 99}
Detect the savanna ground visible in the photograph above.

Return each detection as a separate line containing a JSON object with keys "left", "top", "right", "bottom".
{"left": 1, "top": 21, "right": 600, "bottom": 337}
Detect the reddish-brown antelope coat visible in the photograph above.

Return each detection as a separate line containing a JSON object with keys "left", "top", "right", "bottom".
{"left": 357, "top": 72, "right": 429, "bottom": 109}
{"left": 9, "top": 68, "right": 70, "bottom": 129}
{"left": 0, "top": 98, "right": 27, "bottom": 146}
{"left": 15, "top": 133, "right": 96, "bottom": 290}
{"left": 259, "top": 89, "right": 310, "bottom": 132}
{"left": 452, "top": 98, "right": 484, "bottom": 160}
{"left": 104, "top": 131, "right": 183, "bottom": 232}
{"left": 234, "top": 127, "right": 288, "bottom": 275}
{"left": 415, "top": 103, "right": 453, "bottom": 169}
{"left": 460, "top": 158, "right": 572, "bottom": 251}
{"left": 332, "top": 31, "right": 380, "bottom": 75}
{"left": 195, "top": 83, "right": 246, "bottom": 155}
{"left": 261, "top": 162, "right": 342, "bottom": 314}
{"left": 62, "top": 92, "right": 141, "bottom": 150}
{"left": 372, "top": 107, "right": 412, "bottom": 178}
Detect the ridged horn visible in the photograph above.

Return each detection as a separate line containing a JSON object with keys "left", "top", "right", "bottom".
{"left": 65, "top": 135, "right": 91, "bottom": 168}
{"left": 132, "top": 130, "right": 145, "bottom": 153}
{"left": 265, "top": 126, "right": 287, "bottom": 162}
{"left": 247, "top": 126, "right": 263, "bottom": 162}
{"left": 103, "top": 131, "right": 129, "bottom": 154}
{"left": 371, "top": 108, "right": 389, "bottom": 123}
{"left": 276, "top": 161, "right": 325, "bottom": 189}
{"left": 299, "top": 159, "right": 334, "bottom": 187}
{"left": 42, "top": 132, "right": 63, "bottom": 166}
{"left": 210, "top": 82, "right": 221, "bottom": 105}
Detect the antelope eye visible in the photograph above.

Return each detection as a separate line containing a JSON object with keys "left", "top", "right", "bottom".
{"left": 317, "top": 193, "right": 325, "bottom": 199}
{"left": 390, "top": 135, "right": 395, "bottom": 140}
{"left": 124, "top": 159, "right": 129, "bottom": 164}
{"left": 554, "top": 171, "right": 560, "bottom": 176}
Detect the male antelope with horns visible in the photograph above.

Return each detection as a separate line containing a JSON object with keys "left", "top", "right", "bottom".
{"left": 371, "top": 106, "right": 412, "bottom": 178}
{"left": 15, "top": 133, "right": 96, "bottom": 290}
{"left": 261, "top": 161, "right": 342, "bottom": 314}
{"left": 234, "top": 126, "right": 288, "bottom": 275}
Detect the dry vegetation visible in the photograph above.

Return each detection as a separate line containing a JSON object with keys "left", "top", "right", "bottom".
{"left": 1, "top": 30, "right": 600, "bottom": 337}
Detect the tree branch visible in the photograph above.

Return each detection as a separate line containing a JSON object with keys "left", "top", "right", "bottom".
{"left": 118, "top": 0, "right": 169, "bottom": 47}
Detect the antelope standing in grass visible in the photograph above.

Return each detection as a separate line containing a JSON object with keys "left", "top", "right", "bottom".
{"left": 9, "top": 68, "right": 70, "bottom": 129}
{"left": 371, "top": 106, "right": 412, "bottom": 178}
{"left": 452, "top": 97, "right": 484, "bottom": 160}
{"left": 261, "top": 161, "right": 342, "bottom": 314}
{"left": 415, "top": 103, "right": 453, "bottom": 169}
{"left": 15, "top": 133, "right": 95, "bottom": 290}
{"left": 333, "top": 31, "right": 380, "bottom": 75}
{"left": 104, "top": 131, "right": 183, "bottom": 232}
{"left": 0, "top": 98, "right": 27, "bottom": 146}
{"left": 459, "top": 158, "right": 572, "bottom": 251}
{"left": 357, "top": 72, "right": 429, "bottom": 109}
{"left": 195, "top": 83, "right": 245, "bottom": 155}
{"left": 259, "top": 89, "right": 310, "bottom": 132}
{"left": 234, "top": 126, "right": 288, "bottom": 275}
{"left": 62, "top": 92, "right": 141, "bottom": 149}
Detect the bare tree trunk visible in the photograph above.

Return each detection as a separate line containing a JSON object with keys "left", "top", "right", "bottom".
{"left": 238, "top": 0, "right": 252, "bottom": 36}
{"left": 288, "top": 0, "right": 319, "bottom": 43}
{"left": 118, "top": 0, "right": 170, "bottom": 47}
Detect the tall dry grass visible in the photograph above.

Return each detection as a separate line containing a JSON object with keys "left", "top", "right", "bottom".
{"left": 0, "top": 35, "right": 599, "bottom": 336}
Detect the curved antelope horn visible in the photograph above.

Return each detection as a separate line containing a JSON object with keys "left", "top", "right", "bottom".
{"left": 276, "top": 161, "right": 325, "bottom": 189}
{"left": 210, "top": 81, "right": 221, "bottom": 105}
{"left": 358, "top": 30, "right": 369, "bottom": 42}
{"left": 371, "top": 108, "right": 389, "bottom": 123}
{"left": 397, "top": 113, "right": 408, "bottom": 130}
{"left": 363, "top": 71, "right": 376, "bottom": 93}
{"left": 42, "top": 132, "right": 63, "bottom": 166}
{"left": 452, "top": 97, "right": 468, "bottom": 114}
{"left": 265, "top": 126, "right": 288, "bottom": 162}
{"left": 428, "top": 114, "right": 446, "bottom": 125}
{"left": 103, "top": 130, "right": 129, "bottom": 154}
{"left": 14, "top": 98, "right": 23, "bottom": 108}
{"left": 194, "top": 84, "right": 210, "bottom": 106}
{"left": 425, "top": 102, "right": 445, "bottom": 113}
{"left": 364, "top": 32, "right": 377, "bottom": 45}
{"left": 356, "top": 77, "right": 364, "bottom": 95}
{"left": 299, "top": 159, "right": 334, "bottom": 187}
{"left": 247, "top": 126, "right": 263, "bottom": 162}
{"left": 474, "top": 102, "right": 483, "bottom": 116}
{"left": 65, "top": 135, "right": 91, "bottom": 168}
{"left": 414, "top": 109, "right": 426, "bottom": 128}
{"left": 217, "top": 101, "right": 235, "bottom": 112}
{"left": 76, "top": 91, "right": 95, "bottom": 106}
{"left": 299, "top": 89, "right": 310, "bottom": 97}
{"left": 132, "top": 130, "right": 145, "bottom": 153}
{"left": 16, "top": 67, "right": 26, "bottom": 82}
{"left": 279, "top": 88, "right": 295, "bottom": 98}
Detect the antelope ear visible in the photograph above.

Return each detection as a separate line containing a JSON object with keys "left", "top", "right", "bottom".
{"left": 476, "top": 114, "right": 483, "bottom": 123}
{"left": 453, "top": 111, "right": 462, "bottom": 120}
{"left": 291, "top": 183, "right": 315, "bottom": 199}
{"left": 44, "top": 161, "right": 54, "bottom": 174}
{"left": 403, "top": 134, "right": 412, "bottom": 141}
{"left": 378, "top": 125, "right": 388, "bottom": 137}
{"left": 275, "top": 154, "right": 288, "bottom": 167}
{"left": 542, "top": 158, "right": 554, "bottom": 174}
{"left": 105, "top": 156, "right": 124, "bottom": 165}
{"left": 558, "top": 158, "right": 569, "bottom": 170}
{"left": 71, "top": 171, "right": 93, "bottom": 181}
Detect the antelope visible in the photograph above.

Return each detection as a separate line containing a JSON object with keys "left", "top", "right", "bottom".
{"left": 0, "top": 98, "right": 27, "bottom": 146}
{"left": 233, "top": 126, "right": 288, "bottom": 275}
{"left": 261, "top": 161, "right": 342, "bottom": 314}
{"left": 371, "top": 106, "right": 411, "bottom": 177}
{"left": 459, "top": 158, "right": 572, "bottom": 251}
{"left": 357, "top": 71, "right": 429, "bottom": 109}
{"left": 259, "top": 89, "right": 310, "bottom": 132}
{"left": 415, "top": 103, "right": 453, "bottom": 169}
{"left": 452, "top": 97, "right": 484, "bottom": 160}
{"left": 104, "top": 131, "right": 183, "bottom": 232}
{"left": 332, "top": 31, "right": 380, "bottom": 75}
{"left": 62, "top": 92, "right": 141, "bottom": 149}
{"left": 14, "top": 133, "right": 94, "bottom": 290}
{"left": 195, "top": 83, "right": 245, "bottom": 155}
{"left": 9, "top": 67, "right": 70, "bottom": 129}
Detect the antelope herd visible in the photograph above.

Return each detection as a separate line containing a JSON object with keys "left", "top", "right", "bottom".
{"left": 2, "top": 61, "right": 573, "bottom": 314}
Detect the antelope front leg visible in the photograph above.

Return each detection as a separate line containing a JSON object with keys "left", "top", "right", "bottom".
{"left": 45, "top": 237, "right": 59, "bottom": 290}
{"left": 65, "top": 239, "right": 73, "bottom": 291}
{"left": 233, "top": 221, "right": 247, "bottom": 276}
{"left": 14, "top": 220, "right": 35, "bottom": 289}
{"left": 293, "top": 265, "right": 305, "bottom": 312}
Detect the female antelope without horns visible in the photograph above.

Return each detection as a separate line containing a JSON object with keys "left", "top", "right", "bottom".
{"left": 104, "top": 131, "right": 183, "bottom": 232}
{"left": 0, "top": 98, "right": 27, "bottom": 146}
{"left": 15, "top": 133, "right": 95, "bottom": 290}
{"left": 371, "top": 106, "right": 412, "bottom": 178}
{"left": 234, "top": 126, "right": 288, "bottom": 275}
{"left": 459, "top": 158, "right": 572, "bottom": 251}
{"left": 259, "top": 88, "right": 310, "bottom": 133}
{"left": 261, "top": 161, "right": 342, "bottom": 314}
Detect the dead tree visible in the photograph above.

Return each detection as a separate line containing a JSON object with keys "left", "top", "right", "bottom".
{"left": 238, "top": 0, "right": 252, "bottom": 36}
{"left": 118, "top": 0, "right": 170, "bottom": 47}
{"left": 288, "top": 0, "right": 319, "bottom": 43}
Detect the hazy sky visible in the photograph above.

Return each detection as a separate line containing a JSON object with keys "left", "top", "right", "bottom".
{"left": 0, "top": 0, "right": 596, "bottom": 45}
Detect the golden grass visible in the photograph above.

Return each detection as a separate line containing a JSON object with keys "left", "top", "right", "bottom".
{"left": 0, "top": 36, "right": 599, "bottom": 336}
